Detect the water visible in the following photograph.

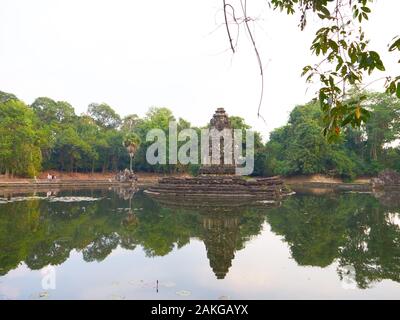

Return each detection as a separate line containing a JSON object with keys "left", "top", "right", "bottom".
{"left": 0, "top": 187, "right": 399, "bottom": 299}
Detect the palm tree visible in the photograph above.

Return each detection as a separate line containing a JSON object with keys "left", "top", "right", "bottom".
{"left": 123, "top": 133, "right": 141, "bottom": 172}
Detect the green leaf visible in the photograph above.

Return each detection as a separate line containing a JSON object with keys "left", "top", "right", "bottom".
{"left": 319, "top": 6, "right": 330, "bottom": 17}
{"left": 341, "top": 114, "right": 353, "bottom": 126}
{"left": 301, "top": 65, "right": 312, "bottom": 76}
{"left": 389, "top": 38, "right": 400, "bottom": 52}
{"left": 329, "top": 40, "right": 339, "bottom": 52}
{"left": 376, "top": 63, "right": 385, "bottom": 71}
{"left": 361, "top": 6, "right": 371, "bottom": 13}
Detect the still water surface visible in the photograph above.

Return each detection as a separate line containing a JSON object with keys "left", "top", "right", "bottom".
{"left": 0, "top": 187, "right": 399, "bottom": 299}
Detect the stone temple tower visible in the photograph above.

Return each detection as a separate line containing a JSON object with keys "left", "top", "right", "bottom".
{"left": 199, "top": 108, "right": 236, "bottom": 175}
{"left": 146, "top": 107, "right": 288, "bottom": 201}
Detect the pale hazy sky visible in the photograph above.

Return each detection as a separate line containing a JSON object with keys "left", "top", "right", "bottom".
{"left": 1, "top": 0, "right": 399, "bottom": 140}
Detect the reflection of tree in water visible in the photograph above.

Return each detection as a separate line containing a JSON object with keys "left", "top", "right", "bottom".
{"left": 25, "top": 240, "right": 72, "bottom": 270}
{"left": 82, "top": 233, "right": 120, "bottom": 262}
{"left": 338, "top": 205, "right": 400, "bottom": 288}
{"left": 373, "top": 190, "right": 400, "bottom": 208}
{"left": 3, "top": 189, "right": 398, "bottom": 286}
{"left": 267, "top": 193, "right": 400, "bottom": 288}
{"left": 0, "top": 189, "right": 268, "bottom": 280}
{"left": 267, "top": 196, "right": 349, "bottom": 267}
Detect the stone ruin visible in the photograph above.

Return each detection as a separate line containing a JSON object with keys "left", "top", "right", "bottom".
{"left": 148, "top": 175, "right": 288, "bottom": 201}
{"left": 199, "top": 107, "right": 236, "bottom": 175}
{"left": 145, "top": 107, "right": 291, "bottom": 202}
{"left": 115, "top": 169, "right": 138, "bottom": 184}
{"left": 371, "top": 169, "right": 400, "bottom": 189}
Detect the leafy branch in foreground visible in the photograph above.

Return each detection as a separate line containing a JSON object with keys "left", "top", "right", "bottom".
{"left": 222, "top": 0, "right": 400, "bottom": 140}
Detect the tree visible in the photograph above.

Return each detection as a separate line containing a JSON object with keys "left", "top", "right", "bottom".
{"left": 31, "top": 97, "right": 77, "bottom": 169}
{"left": 229, "top": 116, "right": 267, "bottom": 176}
{"left": 123, "top": 133, "right": 141, "bottom": 172}
{"left": 133, "top": 107, "right": 175, "bottom": 173}
{"left": 0, "top": 90, "right": 18, "bottom": 103}
{"left": 87, "top": 103, "right": 121, "bottom": 129}
{"left": 266, "top": 101, "right": 360, "bottom": 179}
{"left": 364, "top": 93, "right": 400, "bottom": 160}
{"left": 75, "top": 115, "right": 103, "bottom": 173}
{"left": 0, "top": 99, "right": 43, "bottom": 177}
{"left": 31, "top": 97, "right": 75, "bottom": 124}
{"left": 222, "top": 0, "right": 400, "bottom": 139}
{"left": 121, "top": 114, "right": 140, "bottom": 132}
{"left": 55, "top": 127, "right": 88, "bottom": 172}
{"left": 342, "top": 91, "right": 400, "bottom": 173}
{"left": 265, "top": 91, "right": 400, "bottom": 179}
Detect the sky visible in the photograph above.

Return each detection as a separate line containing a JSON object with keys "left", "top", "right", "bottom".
{"left": 1, "top": 0, "right": 399, "bottom": 140}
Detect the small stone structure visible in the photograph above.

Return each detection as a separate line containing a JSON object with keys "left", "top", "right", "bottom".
{"left": 115, "top": 169, "right": 138, "bottom": 184}
{"left": 147, "top": 175, "right": 287, "bottom": 200}
{"left": 145, "top": 108, "right": 290, "bottom": 201}
{"left": 371, "top": 169, "right": 400, "bottom": 189}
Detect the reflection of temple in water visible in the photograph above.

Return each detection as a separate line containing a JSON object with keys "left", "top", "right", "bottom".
{"left": 0, "top": 187, "right": 271, "bottom": 280}
{"left": 201, "top": 215, "right": 240, "bottom": 279}
{"left": 373, "top": 190, "right": 400, "bottom": 208}
{"left": 149, "top": 196, "right": 274, "bottom": 279}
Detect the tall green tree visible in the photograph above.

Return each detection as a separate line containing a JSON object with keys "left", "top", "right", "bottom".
{"left": 123, "top": 133, "right": 141, "bottom": 172}
{"left": 0, "top": 90, "right": 18, "bottom": 103}
{"left": 0, "top": 99, "right": 44, "bottom": 177}
{"left": 87, "top": 103, "right": 121, "bottom": 129}
{"left": 31, "top": 97, "right": 75, "bottom": 124}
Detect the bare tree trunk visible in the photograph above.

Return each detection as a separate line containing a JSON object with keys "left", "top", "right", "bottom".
{"left": 112, "top": 155, "right": 118, "bottom": 172}
{"left": 60, "top": 151, "right": 65, "bottom": 171}
{"left": 371, "top": 145, "right": 378, "bottom": 161}
{"left": 70, "top": 155, "right": 74, "bottom": 172}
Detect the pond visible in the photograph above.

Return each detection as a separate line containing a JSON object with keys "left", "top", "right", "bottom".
{"left": 0, "top": 187, "right": 399, "bottom": 299}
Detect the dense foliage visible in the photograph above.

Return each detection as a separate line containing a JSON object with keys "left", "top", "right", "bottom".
{"left": 265, "top": 91, "right": 400, "bottom": 179}
{"left": 0, "top": 189, "right": 267, "bottom": 280}
{"left": 224, "top": 0, "right": 400, "bottom": 139}
{"left": 1, "top": 89, "right": 399, "bottom": 179}
{"left": 0, "top": 90, "right": 266, "bottom": 177}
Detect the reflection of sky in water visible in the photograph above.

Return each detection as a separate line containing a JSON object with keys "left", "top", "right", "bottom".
{"left": 0, "top": 190, "right": 400, "bottom": 299}
{"left": 387, "top": 212, "right": 400, "bottom": 227}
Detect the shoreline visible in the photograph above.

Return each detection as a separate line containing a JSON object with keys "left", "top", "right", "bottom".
{"left": 286, "top": 181, "right": 371, "bottom": 193}
{"left": 0, "top": 172, "right": 373, "bottom": 192}
{"left": 0, "top": 172, "right": 186, "bottom": 190}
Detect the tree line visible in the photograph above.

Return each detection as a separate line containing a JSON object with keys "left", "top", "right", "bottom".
{"left": 1, "top": 90, "right": 399, "bottom": 179}
{"left": 1, "top": 189, "right": 399, "bottom": 288}
{"left": 0, "top": 90, "right": 266, "bottom": 177}
{"left": 265, "top": 91, "right": 400, "bottom": 180}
